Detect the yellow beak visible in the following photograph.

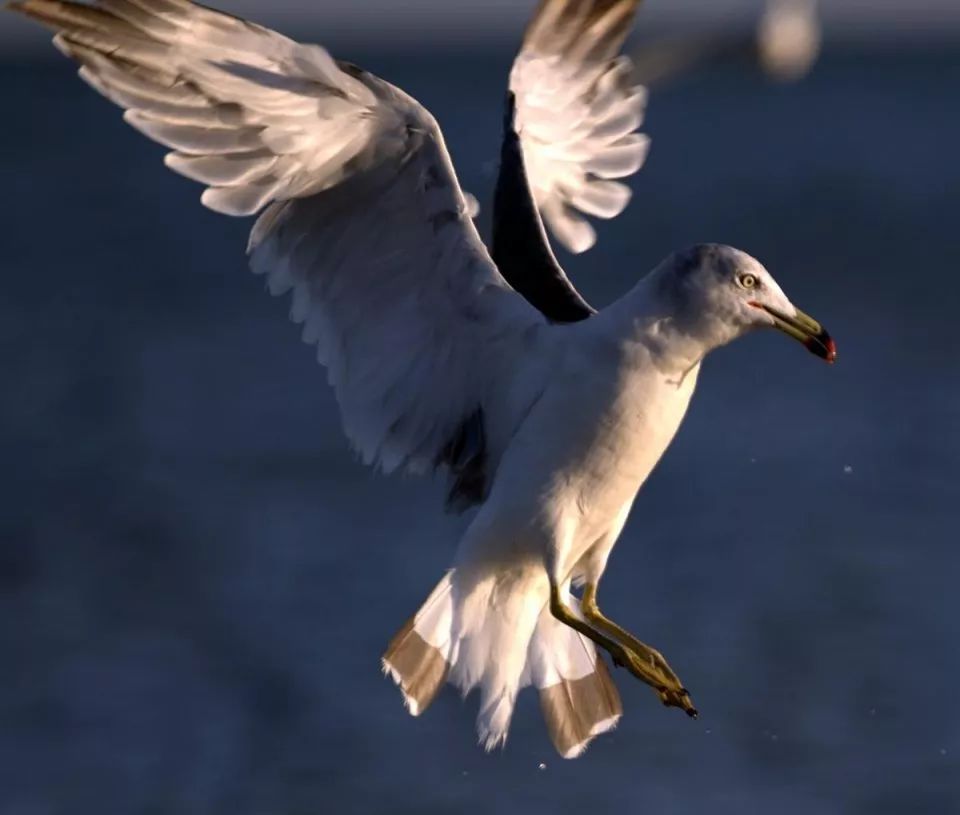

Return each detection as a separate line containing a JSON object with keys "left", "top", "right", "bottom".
{"left": 752, "top": 303, "right": 837, "bottom": 363}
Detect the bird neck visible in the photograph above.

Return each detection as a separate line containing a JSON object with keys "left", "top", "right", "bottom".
{"left": 594, "top": 269, "right": 739, "bottom": 376}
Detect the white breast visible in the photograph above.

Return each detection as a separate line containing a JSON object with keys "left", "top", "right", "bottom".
{"left": 555, "top": 350, "right": 701, "bottom": 566}
{"left": 474, "top": 331, "right": 700, "bottom": 576}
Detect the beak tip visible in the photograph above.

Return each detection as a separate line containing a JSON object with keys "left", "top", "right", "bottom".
{"left": 825, "top": 337, "right": 837, "bottom": 364}
{"left": 759, "top": 302, "right": 836, "bottom": 364}
{"left": 806, "top": 333, "right": 837, "bottom": 364}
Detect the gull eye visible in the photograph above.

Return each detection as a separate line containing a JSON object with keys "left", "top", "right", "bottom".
{"left": 737, "top": 273, "right": 758, "bottom": 290}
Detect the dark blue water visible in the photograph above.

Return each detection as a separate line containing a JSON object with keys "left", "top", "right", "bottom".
{"left": 2, "top": 41, "right": 959, "bottom": 815}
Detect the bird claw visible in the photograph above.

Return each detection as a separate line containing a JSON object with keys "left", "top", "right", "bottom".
{"left": 658, "top": 686, "right": 698, "bottom": 718}
{"left": 606, "top": 641, "right": 697, "bottom": 718}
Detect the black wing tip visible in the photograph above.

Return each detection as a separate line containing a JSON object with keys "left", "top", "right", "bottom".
{"left": 503, "top": 90, "right": 518, "bottom": 137}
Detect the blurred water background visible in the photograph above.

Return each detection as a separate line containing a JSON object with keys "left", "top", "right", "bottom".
{"left": 2, "top": 6, "right": 959, "bottom": 814}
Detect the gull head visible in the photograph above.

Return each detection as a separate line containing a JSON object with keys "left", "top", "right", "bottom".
{"left": 660, "top": 243, "right": 836, "bottom": 363}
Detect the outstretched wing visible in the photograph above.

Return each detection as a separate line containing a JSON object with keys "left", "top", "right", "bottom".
{"left": 505, "top": 0, "right": 649, "bottom": 255}
{"left": 14, "top": 0, "right": 551, "bottom": 510}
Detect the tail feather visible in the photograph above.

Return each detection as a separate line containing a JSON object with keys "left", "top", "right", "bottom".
{"left": 538, "top": 657, "right": 621, "bottom": 758}
{"left": 381, "top": 572, "right": 454, "bottom": 716}
{"left": 476, "top": 689, "right": 518, "bottom": 752}
{"left": 528, "top": 591, "right": 623, "bottom": 758}
{"left": 450, "top": 570, "right": 547, "bottom": 750}
{"left": 382, "top": 572, "right": 622, "bottom": 758}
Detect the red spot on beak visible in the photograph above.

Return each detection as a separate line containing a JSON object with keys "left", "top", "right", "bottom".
{"left": 818, "top": 336, "right": 838, "bottom": 364}
{"left": 802, "top": 331, "right": 837, "bottom": 364}
{"left": 750, "top": 301, "right": 837, "bottom": 364}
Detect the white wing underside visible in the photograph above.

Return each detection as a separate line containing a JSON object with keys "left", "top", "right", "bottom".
{"left": 20, "top": 0, "right": 548, "bottom": 481}
{"left": 510, "top": 0, "right": 649, "bottom": 254}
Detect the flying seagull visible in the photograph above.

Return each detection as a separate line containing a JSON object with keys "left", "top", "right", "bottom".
{"left": 631, "top": 0, "right": 822, "bottom": 90}
{"left": 11, "top": 0, "right": 837, "bottom": 758}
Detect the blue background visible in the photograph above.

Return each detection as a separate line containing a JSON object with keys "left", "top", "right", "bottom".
{"left": 2, "top": 23, "right": 959, "bottom": 815}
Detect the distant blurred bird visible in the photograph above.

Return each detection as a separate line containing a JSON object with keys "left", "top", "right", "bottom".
{"left": 632, "top": 0, "right": 822, "bottom": 90}
{"left": 11, "top": 0, "right": 835, "bottom": 757}
{"left": 758, "top": 0, "right": 821, "bottom": 81}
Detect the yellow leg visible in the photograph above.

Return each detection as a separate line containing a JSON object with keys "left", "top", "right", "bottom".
{"left": 549, "top": 584, "right": 686, "bottom": 702}
{"left": 582, "top": 582, "right": 698, "bottom": 718}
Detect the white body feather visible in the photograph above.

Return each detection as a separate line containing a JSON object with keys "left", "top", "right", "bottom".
{"left": 429, "top": 282, "right": 702, "bottom": 749}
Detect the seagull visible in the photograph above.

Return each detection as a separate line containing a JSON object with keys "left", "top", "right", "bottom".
{"left": 758, "top": 0, "right": 821, "bottom": 82}
{"left": 11, "top": 0, "right": 837, "bottom": 758}
{"left": 631, "top": 0, "right": 822, "bottom": 90}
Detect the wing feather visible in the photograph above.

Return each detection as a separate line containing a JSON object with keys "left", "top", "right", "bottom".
{"left": 509, "top": 0, "right": 647, "bottom": 254}
{"left": 14, "top": 0, "right": 552, "bottom": 509}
